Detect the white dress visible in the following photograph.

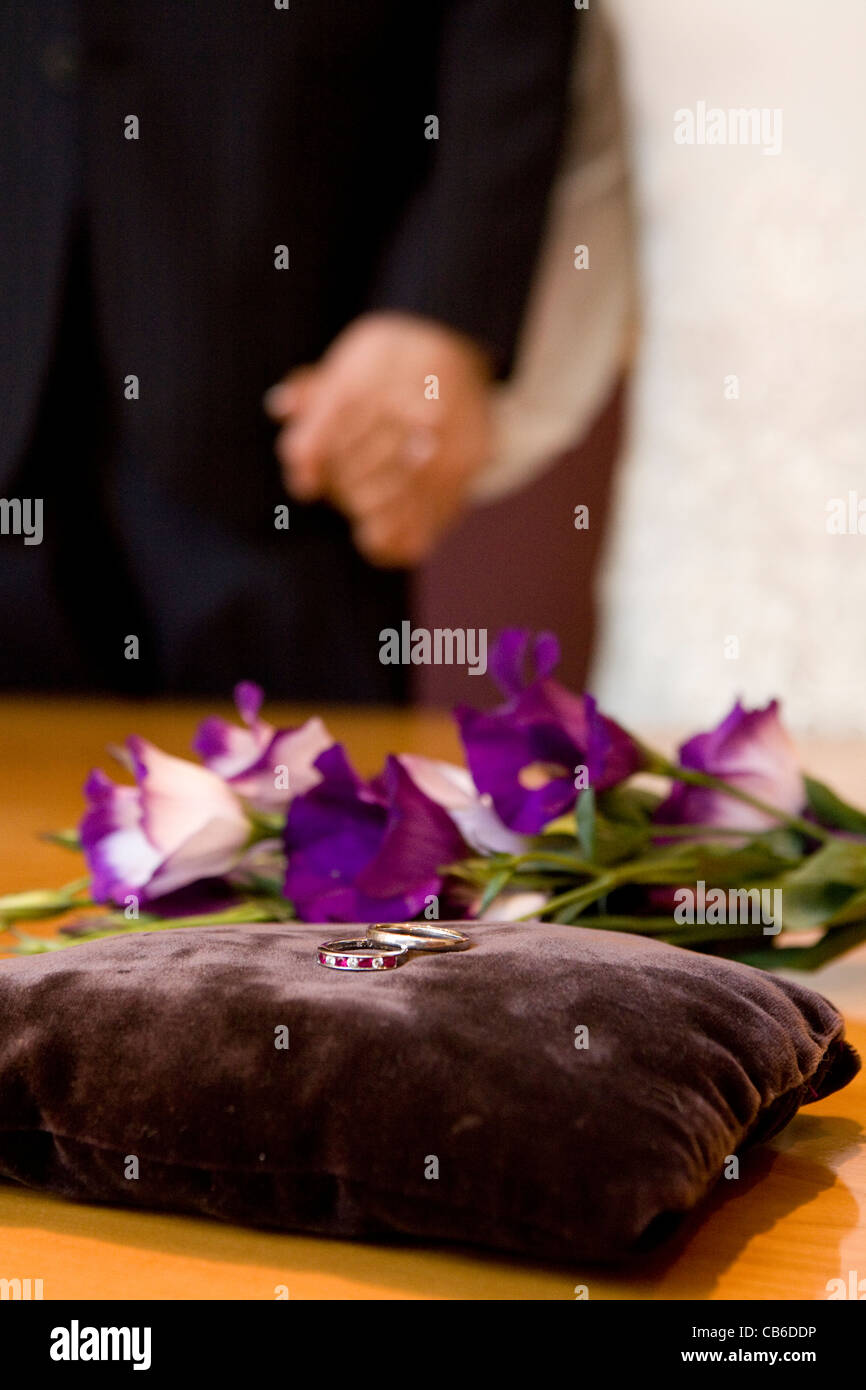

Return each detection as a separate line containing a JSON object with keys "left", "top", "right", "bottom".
{"left": 591, "top": 0, "right": 866, "bottom": 736}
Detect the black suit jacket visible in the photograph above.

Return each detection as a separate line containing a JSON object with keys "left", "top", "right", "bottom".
{"left": 0, "top": 1, "right": 574, "bottom": 696}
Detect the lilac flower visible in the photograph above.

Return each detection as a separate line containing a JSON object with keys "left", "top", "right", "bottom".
{"left": 455, "top": 629, "right": 640, "bottom": 834}
{"left": 656, "top": 700, "right": 805, "bottom": 832}
{"left": 284, "top": 746, "right": 467, "bottom": 923}
{"left": 81, "top": 739, "right": 252, "bottom": 905}
{"left": 193, "top": 681, "right": 332, "bottom": 813}
{"left": 397, "top": 754, "right": 528, "bottom": 855}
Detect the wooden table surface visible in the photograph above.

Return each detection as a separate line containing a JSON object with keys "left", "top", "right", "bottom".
{"left": 0, "top": 698, "right": 864, "bottom": 1301}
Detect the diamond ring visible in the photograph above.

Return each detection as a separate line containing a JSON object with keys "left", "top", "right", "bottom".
{"left": 316, "top": 938, "right": 407, "bottom": 971}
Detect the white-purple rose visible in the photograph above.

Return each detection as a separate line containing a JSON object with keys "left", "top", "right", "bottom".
{"left": 193, "top": 681, "right": 333, "bottom": 813}
{"left": 656, "top": 699, "right": 805, "bottom": 832}
{"left": 81, "top": 738, "right": 253, "bottom": 905}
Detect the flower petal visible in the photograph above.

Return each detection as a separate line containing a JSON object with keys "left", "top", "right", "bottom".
{"left": 397, "top": 753, "right": 528, "bottom": 854}
{"left": 128, "top": 737, "right": 250, "bottom": 854}
{"left": 490, "top": 628, "right": 560, "bottom": 697}
{"left": 284, "top": 749, "right": 464, "bottom": 923}
{"left": 81, "top": 741, "right": 252, "bottom": 905}
{"left": 657, "top": 700, "right": 805, "bottom": 831}
{"left": 230, "top": 718, "right": 333, "bottom": 811}
{"left": 193, "top": 682, "right": 271, "bottom": 779}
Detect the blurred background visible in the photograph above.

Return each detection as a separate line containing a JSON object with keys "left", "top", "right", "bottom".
{"left": 421, "top": 0, "right": 866, "bottom": 732}
{"left": 1, "top": 1, "right": 864, "bottom": 730}
{"left": 590, "top": 0, "right": 866, "bottom": 737}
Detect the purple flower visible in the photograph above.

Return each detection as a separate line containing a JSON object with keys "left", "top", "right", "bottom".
{"left": 656, "top": 700, "right": 805, "bottom": 832}
{"left": 81, "top": 739, "right": 252, "bottom": 905}
{"left": 455, "top": 629, "right": 640, "bottom": 834}
{"left": 284, "top": 746, "right": 467, "bottom": 923}
{"left": 397, "top": 754, "right": 528, "bottom": 855}
{"left": 193, "top": 681, "right": 333, "bottom": 813}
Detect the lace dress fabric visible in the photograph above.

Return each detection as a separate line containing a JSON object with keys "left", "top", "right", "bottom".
{"left": 592, "top": 0, "right": 866, "bottom": 735}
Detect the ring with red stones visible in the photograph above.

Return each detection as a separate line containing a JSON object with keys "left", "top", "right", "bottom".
{"left": 316, "top": 938, "right": 407, "bottom": 972}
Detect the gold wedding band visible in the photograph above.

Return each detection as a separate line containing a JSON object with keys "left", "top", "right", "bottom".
{"left": 367, "top": 922, "right": 470, "bottom": 953}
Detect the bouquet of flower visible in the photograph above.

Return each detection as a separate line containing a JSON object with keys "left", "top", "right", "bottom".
{"left": 5, "top": 629, "right": 866, "bottom": 970}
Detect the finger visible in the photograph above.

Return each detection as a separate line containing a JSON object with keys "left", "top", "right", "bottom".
{"left": 321, "top": 394, "right": 382, "bottom": 457}
{"left": 281, "top": 406, "right": 341, "bottom": 499}
{"left": 286, "top": 390, "right": 382, "bottom": 498}
{"left": 352, "top": 496, "right": 435, "bottom": 569}
{"left": 263, "top": 366, "right": 317, "bottom": 421}
{"left": 354, "top": 518, "right": 433, "bottom": 569}
{"left": 327, "top": 418, "right": 407, "bottom": 494}
{"left": 335, "top": 420, "right": 440, "bottom": 486}
{"left": 275, "top": 419, "right": 335, "bottom": 502}
{"left": 341, "top": 446, "right": 470, "bottom": 547}
{"left": 328, "top": 456, "right": 413, "bottom": 519}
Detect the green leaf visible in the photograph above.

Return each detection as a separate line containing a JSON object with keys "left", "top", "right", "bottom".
{"left": 531, "top": 871, "right": 620, "bottom": 921}
{"left": 479, "top": 867, "right": 513, "bottom": 913}
{"left": 692, "top": 833, "right": 802, "bottom": 886}
{"left": 8, "top": 929, "right": 71, "bottom": 954}
{"left": 593, "top": 819, "right": 651, "bottom": 866}
{"left": 247, "top": 811, "right": 286, "bottom": 838}
{"left": 514, "top": 842, "right": 594, "bottom": 874}
{"left": 662, "top": 920, "right": 769, "bottom": 947}
{"left": 541, "top": 814, "right": 580, "bottom": 837}
{"left": 230, "top": 870, "right": 286, "bottom": 898}
{"left": 6, "top": 896, "right": 295, "bottom": 953}
{"left": 41, "top": 828, "right": 82, "bottom": 851}
{"left": 772, "top": 839, "right": 866, "bottom": 930}
{"left": 597, "top": 785, "right": 661, "bottom": 825}
{"left": 527, "top": 832, "right": 581, "bottom": 855}
{"left": 550, "top": 901, "right": 590, "bottom": 924}
{"left": 608, "top": 844, "right": 700, "bottom": 884}
{"left": 574, "top": 793, "right": 654, "bottom": 867}
{"left": 822, "top": 885, "right": 866, "bottom": 929}
{"left": 738, "top": 920, "right": 866, "bottom": 971}
{"left": 779, "top": 882, "right": 853, "bottom": 930}
{"left": 588, "top": 914, "right": 679, "bottom": 935}
{"left": 780, "top": 838, "right": 866, "bottom": 888}
{"left": 0, "top": 878, "right": 91, "bottom": 922}
{"left": 804, "top": 775, "right": 866, "bottom": 835}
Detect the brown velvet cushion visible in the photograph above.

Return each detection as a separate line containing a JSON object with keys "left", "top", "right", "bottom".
{"left": 0, "top": 922, "right": 858, "bottom": 1262}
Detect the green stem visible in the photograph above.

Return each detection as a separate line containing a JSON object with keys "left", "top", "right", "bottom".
{"left": 510, "top": 850, "right": 598, "bottom": 873}
{"left": 657, "top": 759, "right": 831, "bottom": 844}
{"left": 0, "top": 877, "right": 94, "bottom": 922}
{"left": 571, "top": 914, "right": 678, "bottom": 935}
{"left": 132, "top": 900, "right": 289, "bottom": 930}
{"left": 649, "top": 823, "right": 786, "bottom": 839}
{"left": 520, "top": 871, "right": 621, "bottom": 921}
{"left": 15, "top": 897, "right": 291, "bottom": 952}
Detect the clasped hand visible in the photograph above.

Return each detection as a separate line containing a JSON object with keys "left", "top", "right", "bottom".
{"left": 265, "top": 312, "right": 494, "bottom": 568}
